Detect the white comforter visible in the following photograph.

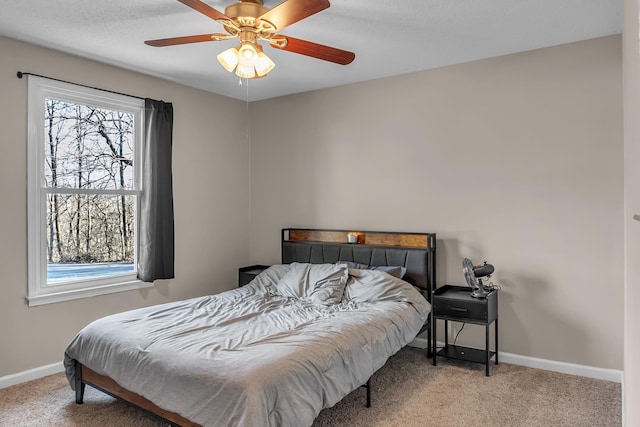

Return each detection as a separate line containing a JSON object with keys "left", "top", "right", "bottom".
{"left": 64, "top": 264, "right": 430, "bottom": 427}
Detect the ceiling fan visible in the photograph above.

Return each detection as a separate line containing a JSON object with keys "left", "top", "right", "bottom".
{"left": 145, "top": 0, "right": 355, "bottom": 79}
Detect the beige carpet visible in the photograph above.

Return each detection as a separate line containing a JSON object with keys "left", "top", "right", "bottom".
{"left": 0, "top": 347, "right": 621, "bottom": 427}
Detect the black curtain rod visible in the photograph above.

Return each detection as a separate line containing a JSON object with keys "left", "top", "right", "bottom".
{"left": 16, "top": 71, "right": 145, "bottom": 100}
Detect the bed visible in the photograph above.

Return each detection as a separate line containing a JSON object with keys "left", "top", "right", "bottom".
{"left": 64, "top": 228, "right": 436, "bottom": 427}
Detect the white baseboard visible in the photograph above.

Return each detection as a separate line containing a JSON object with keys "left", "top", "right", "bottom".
{"left": 499, "top": 351, "right": 623, "bottom": 383}
{"left": 408, "top": 337, "right": 623, "bottom": 383}
{"left": 0, "top": 361, "right": 65, "bottom": 389}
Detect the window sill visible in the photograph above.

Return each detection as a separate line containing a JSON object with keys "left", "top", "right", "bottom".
{"left": 26, "top": 279, "right": 153, "bottom": 307}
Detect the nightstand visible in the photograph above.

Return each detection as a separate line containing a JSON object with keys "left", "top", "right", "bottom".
{"left": 238, "top": 265, "right": 269, "bottom": 287}
{"left": 432, "top": 284, "right": 498, "bottom": 376}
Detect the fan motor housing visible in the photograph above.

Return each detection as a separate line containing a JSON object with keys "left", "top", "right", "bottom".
{"left": 223, "top": 0, "right": 276, "bottom": 36}
{"left": 225, "top": 1, "right": 268, "bottom": 20}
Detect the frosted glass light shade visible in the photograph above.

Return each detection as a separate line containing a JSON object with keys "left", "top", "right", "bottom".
{"left": 255, "top": 52, "right": 275, "bottom": 77}
{"left": 217, "top": 48, "right": 239, "bottom": 73}
{"left": 235, "top": 64, "right": 256, "bottom": 78}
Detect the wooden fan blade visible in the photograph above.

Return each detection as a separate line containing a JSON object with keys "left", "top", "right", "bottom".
{"left": 145, "top": 33, "right": 225, "bottom": 47}
{"left": 270, "top": 35, "right": 355, "bottom": 65}
{"left": 177, "top": 0, "right": 229, "bottom": 22}
{"left": 258, "top": 0, "right": 329, "bottom": 31}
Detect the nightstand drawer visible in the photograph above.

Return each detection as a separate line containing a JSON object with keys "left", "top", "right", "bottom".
{"left": 432, "top": 284, "right": 497, "bottom": 323}
{"left": 434, "top": 300, "right": 488, "bottom": 321}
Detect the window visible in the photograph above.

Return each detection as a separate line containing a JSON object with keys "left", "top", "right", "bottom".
{"left": 27, "top": 77, "right": 152, "bottom": 306}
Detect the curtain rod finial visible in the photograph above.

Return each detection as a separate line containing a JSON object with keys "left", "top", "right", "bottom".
{"left": 17, "top": 71, "right": 24, "bottom": 78}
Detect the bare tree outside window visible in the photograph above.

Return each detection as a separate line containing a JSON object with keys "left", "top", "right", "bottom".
{"left": 43, "top": 99, "right": 135, "bottom": 282}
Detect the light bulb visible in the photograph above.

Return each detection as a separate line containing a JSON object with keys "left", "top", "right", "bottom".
{"left": 237, "top": 43, "right": 258, "bottom": 67}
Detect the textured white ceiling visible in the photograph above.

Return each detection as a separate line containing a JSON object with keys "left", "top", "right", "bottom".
{"left": 0, "top": 0, "right": 622, "bottom": 101}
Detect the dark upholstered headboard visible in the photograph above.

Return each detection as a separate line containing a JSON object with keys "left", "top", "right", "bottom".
{"left": 281, "top": 228, "right": 436, "bottom": 300}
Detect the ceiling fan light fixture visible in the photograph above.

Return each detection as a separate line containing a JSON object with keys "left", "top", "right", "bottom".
{"left": 217, "top": 41, "right": 275, "bottom": 78}
{"left": 217, "top": 47, "right": 239, "bottom": 72}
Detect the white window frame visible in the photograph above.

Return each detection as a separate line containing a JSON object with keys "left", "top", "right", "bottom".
{"left": 27, "top": 76, "right": 152, "bottom": 307}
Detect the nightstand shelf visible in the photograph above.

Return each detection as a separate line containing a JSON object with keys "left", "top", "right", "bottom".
{"left": 437, "top": 344, "right": 496, "bottom": 365}
{"left": 432, "top": 284, "right": 498, "bottom": 376}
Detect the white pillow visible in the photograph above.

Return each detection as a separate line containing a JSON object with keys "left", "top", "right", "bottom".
{"left": 275, "top": 263, "right": 349, "bottom": 305}
{"left": 343, "top": 268, "right": 419, "bottom": 303}
{"left": 339, "top": 261, "right": 407, "bottom": 279}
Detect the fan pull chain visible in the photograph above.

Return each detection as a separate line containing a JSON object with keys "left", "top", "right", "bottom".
{"left": 245, "top": 78, "right": 250, "bottom": 152}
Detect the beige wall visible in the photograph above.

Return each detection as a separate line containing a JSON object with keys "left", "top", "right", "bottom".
{"left": 0, "top": 33, "right": 625, "bottom": 379}
{"left": 0, "top": 36, "right": 251, "bottom": 377}
{"left": 250, "top": 35, "right": 624, "bottom": 370}
{"left": 623, "top": 0, "right": 640, "bottom": 424}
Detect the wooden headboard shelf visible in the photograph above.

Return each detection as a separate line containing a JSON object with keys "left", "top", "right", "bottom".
{"left": 284, "top": 229, "right": 435, "bottom": 250}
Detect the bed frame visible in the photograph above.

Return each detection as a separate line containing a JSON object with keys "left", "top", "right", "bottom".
{"left": 72, "top": 228, "right": 436, "bottom": 427}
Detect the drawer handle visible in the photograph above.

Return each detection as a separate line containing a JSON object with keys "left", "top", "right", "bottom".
{"left": 450, "top": 307, "right": 468, "bottom": 312}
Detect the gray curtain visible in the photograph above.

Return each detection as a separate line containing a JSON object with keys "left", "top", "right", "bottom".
{"left": 138, "top": 98, "right": 175, "bottom": 282}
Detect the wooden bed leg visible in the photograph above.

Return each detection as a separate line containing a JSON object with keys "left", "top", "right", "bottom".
{"left": 74, "top": 360, "right": 85, "bottom": 404}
